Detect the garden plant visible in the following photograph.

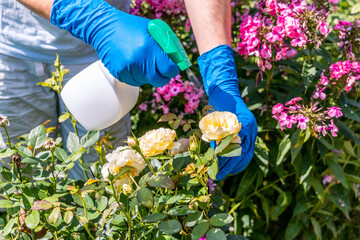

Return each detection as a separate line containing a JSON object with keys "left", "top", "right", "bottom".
{"left": 0, "top": 0, "right": 360, "bottom": 240}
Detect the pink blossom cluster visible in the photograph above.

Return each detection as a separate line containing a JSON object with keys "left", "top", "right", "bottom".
{"left": 334, "top": 19, "right": 360, "bottom": 61}
{"left": 312, "top": 61, "right": 360, "bottom": 100}
{"left": 237, "top": 0, "right": 331, "bottom": 74}
{"left": 272, "top": 97, "right": 342, "bottom": 138}
{"left": 139, "top": 74, "right": 205, "bottom": 115}
{"left": 130, "top": 0, "right": 186, "bottom": 19}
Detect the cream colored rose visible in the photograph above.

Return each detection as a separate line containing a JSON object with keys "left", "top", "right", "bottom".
{"left": 102, "top": 146, "right": 145, "bottom": 187}
{"left": 139, "top": 128, "right": 178, "bottom": 156}
{"left": 199, "top": 111, "right": 242, "bottom": 143}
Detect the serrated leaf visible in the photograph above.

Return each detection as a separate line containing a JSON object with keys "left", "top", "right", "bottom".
{"left": 81, "top": 131, "right": 100, "bottom": 148}
{"left": 206, "top": 228, "right": 227, "bottom": 240}
{"left": 158, "top": 219, "right": 182, "bottom": 234}
{"left": 29, "top": 125, "right": 46, "bottom": 149}
{"left": 148, "top": 174, "right": 174, "bottom": 189}
{"left": 168, "top": 205, "right": 196, "bottom": 216}
{"left": 143, "top": 213, "right": 166, "bottom": 223}
{"left": 158, "top": 113, "right": 177, "bottom": 122}
{"left": 64, "top": 211, "right": 74, "bottom": 224}
{"left": 67, "top": 132, "right": 80, "bottom": 154}
{"left": 0, "top": 200, "right": 13, "bottom": 208}
{"left": 191, "top": 222, "right": 209, "bottom": 240}
{"left": 137, "top": 187, "right": 154, "bottom": 209}
{"left": 31, "top": 200, "right": 53, "bottom": 210}
{"left": 219, "top": 143, "right": 242, "bottom": 157}
{"left": 25, "top": 210, "right": 40, "bottom": 229}
{"left": 215, "top": 134, "right": 234, "bottom": 154}
{"left": 209, "top": 213, "right": 234, "bottom": 227}
{"left": 186, "top": 211, "right": 203, "bottom": 227}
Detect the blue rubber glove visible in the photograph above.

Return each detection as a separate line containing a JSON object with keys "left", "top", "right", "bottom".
{"left": 198, "top": 45, "right": 258, "bottom": 181}
{"left": 50, "top": 0, "right": 179, "bottom": 87}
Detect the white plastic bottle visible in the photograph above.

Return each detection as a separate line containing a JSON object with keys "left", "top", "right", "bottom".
{"left": 61, "top": 60, "right": 139, "bottom": 130}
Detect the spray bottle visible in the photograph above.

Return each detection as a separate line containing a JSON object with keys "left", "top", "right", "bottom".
{"left": 61, "top": 19, "right": 196, "bottom": 130}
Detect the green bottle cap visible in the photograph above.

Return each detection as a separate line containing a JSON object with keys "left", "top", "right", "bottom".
{"left": 148, "top": 19, "right": 192, "bottom": 71}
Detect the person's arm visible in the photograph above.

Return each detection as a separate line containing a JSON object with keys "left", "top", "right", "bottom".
{"left": 184, "top": 0, "right": 258, "bottom": 180}
{"left": 184, "top": 0, "right": 232, "bottom": 55}
{"left": 16, "top": 0, "right": 53, "bottom": 20}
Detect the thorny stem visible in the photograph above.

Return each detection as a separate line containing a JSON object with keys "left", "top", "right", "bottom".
{"left": 110, "top": 181, "right": 132, "bottom": 240}
{"left": 77, "top": 193, "right": 96, "bottom": 240}
{"left": 51, "top": 152, "right": 57, "bottom": 192}
{"left": 138, "top": 151, "right": 156, "bottom": 176}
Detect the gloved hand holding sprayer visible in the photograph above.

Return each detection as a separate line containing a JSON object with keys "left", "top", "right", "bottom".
{"left": 20, "top": 0, "right": 258, "bottom": 180}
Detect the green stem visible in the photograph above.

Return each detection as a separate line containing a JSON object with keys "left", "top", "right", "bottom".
{"left": 51, "top": 152, "right": 57, "bottom": 193}
{"left": 138, "top": 151, "right": 156, "bottom": 176}
{"left": 3, "top": 126, "right": 12, "bottom": 148}
{"left": 110, "top": 181, "right": 132, "bottom": 239}
{"left": 77, "top": 193, "right": 95, "bottom": 240}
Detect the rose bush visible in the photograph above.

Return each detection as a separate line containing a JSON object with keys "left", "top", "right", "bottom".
{"left": 0, "top": 0, "right": 360, "bottom": 239}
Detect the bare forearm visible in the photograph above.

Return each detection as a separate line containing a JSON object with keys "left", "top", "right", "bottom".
{"left": 184, "top": 0, "right": 232, "bottom": 55}
{"left": 16, "top": 0, "right": 53, "bottom": 20}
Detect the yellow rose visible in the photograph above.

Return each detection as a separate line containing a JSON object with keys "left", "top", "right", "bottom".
{"left": 199, "top": 111, "right": 241, "bottom": 143}
{"left": 139, "top": 128, "right": 178, "bottom": 157}
{"left": 102, "top": 146, "right": 145, "bottom": 187}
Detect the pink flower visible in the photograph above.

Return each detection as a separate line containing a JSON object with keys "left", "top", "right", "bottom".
{"left": 279, "top": 113, "right": 297, "bottom": 129}
{"left": 327, "top": 119, "right": 338, "bottom": 137}
{"left": 138, "top": 103, "right": 148, "bottom": 112}
{"left": 285, "top": 97, "right": 302, "bottom": 106}
{"left": 327, "top": 107, "right": 343, "bottom": 118}
{"left": 272, "top": 103, "right": 285, "bottom": 115}
{"left": 322, "top": 174, "right": 335, "bottom": 185}
{"left": 312, "top": 87, "right": 326, "bottom": 100}
{"left": 153, "top": 93, "right": 162, "bottom": 103}
{"left": 286, "top": 49, "right": 298, "bottom": 58}
{"left": 159, "top": 104, "right": 169, "bottom": 114}
{"left": 315, "top": 124, "right": 327, "bottom": 137}
{"left": 317, "top": 21, "right": 331, "bottom": 37}
{"left": 297, "top": 114, "right": 310, "bottom": 130}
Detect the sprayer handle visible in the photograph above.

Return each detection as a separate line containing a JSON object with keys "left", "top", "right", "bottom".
{"left": 148, "top": 19, "right": 192, "bottom": 71}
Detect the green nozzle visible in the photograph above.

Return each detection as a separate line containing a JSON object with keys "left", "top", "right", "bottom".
{"left": 148, "top": 19, "right": 192, "bottom": 71}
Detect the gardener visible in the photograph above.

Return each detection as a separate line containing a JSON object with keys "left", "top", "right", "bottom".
{"left": 1, "top": 0, "right": 257, "bottom": 180}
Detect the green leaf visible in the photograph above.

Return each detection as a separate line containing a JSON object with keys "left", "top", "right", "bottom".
{"left": 54, "top": 147, "right": 67, "bottom": 162}
{"left": 336, "top": 120, "right": 360, "bottom": 146}
{"left": 219, "top": 144, "right": 242, "bottom": 157}
{"left": 277, "top": 135, "right": 291, "bottom": 165}
{"left": 203, "top": 147, "right": 215, "bottom": 162}
{"left": 4, "top": 217, "right": 17, "bottom": 236}
{"left": 137, "top": 187, "right": 154, "bottom": 209}
{"left": 271, "top": 185, "right": 290, "bottom": 220}
{"left": 191, "top": 222, "right": 209, "bottom": 240}
{"left": 0, "top": 148, "right": 16, "bottom": 159}
{"left": 186, "top": 211, "right": 203, "bottom": 227}
{"left": 64, "top": 211, "right": 74, "bottom": 225}
{"left": 172, "top": 118, "right": 182, "bottom": 130}
{"left": 168, "top": 205, "right": 196, "bottom": 216}
{"left": 310, "top": 217, "right": 322, "bottom": 240}
{"left": 339, "top": 93, "right": 360, "bottom": 122}
{"left": 25, "top": 210, "right": 40, "bottom": 229}
{"left": 17, "top": 145, "right": 33, "bottom": 157}
{"left": 21, "top": 157, "right": 41, "bottom": 165}
{"left": 315, "top": 46, "right": 334, "bottom": 64}
{"left": 31, "top": 200, "right": 53, "bottom": 210}
{"left": 67, "top": 132, "right": 80, "bottom": 154}
{"left": 0, "top": 200, "right": 13, "bottom": 208}
{"left": 58, "top": 113, "right": 70, "bottom": 123}
{"left": 326, "top": 157, "right": 348, "bottom": 189}
{"left": 300, "top": 165, "right": 313, "bottom": 184}
{"left": 96, "top": 196, "right": 108, "bottom": 212}
{"left": 148, "top": 174, "right": 175, "bottom": 189}
{"left": 215, "top": 134, "right": 234, "bottom": 154}
{"left": 302, "top": 60, "right": 317, "bottom": 92}
{"left": 1, "top": 167, "right": 12, "bottom": 181}
{"left": 158, "top": 219, "right": 182, "bottom": 235}
{"left": 285, "top": 217, "right": 302, "bottom": 240}
{"left": 206, "top": 228, "right": 227, "bottom": 240}
{"left": 143, "top": 213, "right": 166, "bottom": 223}
{"left": 208, "top": 157, "right": 219, "bottom": 180}
{"left": 81, "top": 131, "right": 100, "bottom": 148}
{"left": 29, "top": 125, "right": 46, "bottom": 149}
{"left": 167, "top": 194, "right": 186, "bottom": 205}
{"left": 318, "top": 138, "right": 336, "bottom": 150}
{"left": 158, "top": 113, "right": 177, "bottom": 122}
{"left": 48, "top": 207, "right": 61, "bottom": 225}
{"left": 209, "top": 213, "right": 234, "bottom": 227}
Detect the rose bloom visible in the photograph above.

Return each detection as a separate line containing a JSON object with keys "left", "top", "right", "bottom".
{"left": 102, "top": 146, "right": 145, "bottom": 186}
{"left": 199, "top": 111, "right": 242, "bottom": 143}
{"left": 139, "top": 128, "right": 179, "bottom": 157}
